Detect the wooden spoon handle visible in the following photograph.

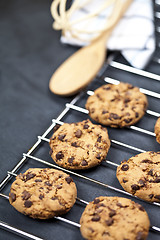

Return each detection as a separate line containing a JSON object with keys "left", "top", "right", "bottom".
{"left": 49, "top": 0, "right": 133, "bottom": 96}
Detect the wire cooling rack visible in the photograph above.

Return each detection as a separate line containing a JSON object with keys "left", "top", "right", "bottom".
{"left": 1, "top": 1, "right": 160, "bottom": 240}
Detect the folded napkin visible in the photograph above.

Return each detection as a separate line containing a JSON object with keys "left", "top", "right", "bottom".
{"left": 60, "top": 0, "right": 155, "bottom": 69}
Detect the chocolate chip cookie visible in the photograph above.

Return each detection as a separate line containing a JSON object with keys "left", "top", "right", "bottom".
{"left": 49, "top": 119, "right": 110, "bottom": 170}
{"left": 9, "top": 168, "right": 77, "bottom": 219}
{"left": 117, "top": 151, "right": 160, "bottom": 202}
{"left": 154, "top": 117, "right": 160, "bottom": 144}
{"left": 85, "top": 82, "right": 148, "bottom": 127}
{"left": 80, "top": 196, "right": 150, "bottom": 240}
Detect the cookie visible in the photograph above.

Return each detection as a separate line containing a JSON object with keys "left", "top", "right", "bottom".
{"left": 154, "top": 117, "right": 160, "bottom": 144}
{"left": 9, "top": 168, "right": 77, "bottom": 219}
{"left": 49, "top": 119, "right": 110, "bottom": 170}
{"left": 85, "top": 82, "right": 148, "bottom": 127}
{"left": 80, "top": 196, "right": 150, "bottom": 240}
{"left": 117, "top": 151, "right": 160, "bottom": 202}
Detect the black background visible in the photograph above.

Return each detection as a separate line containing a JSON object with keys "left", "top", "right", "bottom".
{"left": 0, "top": 0, "right": 160, "bottom": 239}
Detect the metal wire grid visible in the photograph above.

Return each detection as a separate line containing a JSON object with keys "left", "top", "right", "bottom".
{"left": 1, "top": 3, "right": 160, "bottom": 240}
{"left": 0, "top": 53, "right": 160, "bottom": 239}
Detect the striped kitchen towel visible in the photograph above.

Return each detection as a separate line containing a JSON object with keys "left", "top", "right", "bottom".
{"left": 60, "top": 0, "right": 155, "bottom": 69}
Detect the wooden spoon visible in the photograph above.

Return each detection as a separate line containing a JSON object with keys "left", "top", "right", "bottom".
{"left": 49, "top": 0, "right": 132, "bottom": 96}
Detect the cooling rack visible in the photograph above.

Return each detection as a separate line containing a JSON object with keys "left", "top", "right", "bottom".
{"left": 1, "top": 1, "right": 160, "bottom": 240}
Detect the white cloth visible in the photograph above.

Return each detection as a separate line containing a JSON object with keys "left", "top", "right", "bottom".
{"left": 60, "top": 0, "right": 155, "bottom": 69}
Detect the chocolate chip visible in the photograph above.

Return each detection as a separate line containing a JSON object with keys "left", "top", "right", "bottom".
{"left": 109, "top": 210, "right": 116, "bottom": 217}
{"left": 154, "top": 195, "right": 160, "bottom": 200}
{"left": 121, "top": 164, "right": 129, "bottom": 171}
{"left": 53, "top": 124, "right": 60, "bottom": 133}
{"left": 60, "top": 201, "right": 66, "bottom": 208}
{"left": 65, "top": 176, "right": 73, "bottom": 184}
{"left": 22, "top": 190, "right": 31, "bottom": 200}
{"left": 138, "top": 179, "right": 146, "bottom": 187}
{"left": 97, "top": 136, "right": 102, "bottom": 143}
{"left": 102, "top": 232, "right": 110, "bottom": 236}
{"left": 149, "top": 151, "right": 155, "bottom": 155}
{"left": 128, "top": 84, "right": 134, "bottom": 89}
{"left": 71, "top": 142, "right": 78, "bottom": 147}
{"left": 56, "top": 151, "right": 64, "bottom": 160}
{"left": 105, "top": 218, "right": 114, "bottom": 226}
{"left": 96, "top": 146, "right": 102, "bottom": 150}
{"left": 102, "top": 110, "right": 108, "bottom": 114}
{"left": 124, "top": 118, "right": 132, "bottom": 123}
{"left": 139, "top": 205, "right": 145, "bottom": 212}
{"left": 24, "top": 200, "right": 32, "bottom": 208}
{"left": 10, "top": 192, "right": 16, "bottom": 202}
{"left": 88, "top": 227, "right": 94, "bottom": 233}
{"left": 93, "top": 198, "right": 100, "bottom": 204}
{"left": 135, "top": 112, "right": 139, "bottom": 118}
{"left": 149, "top": 179, "right": 154, "bottom": 183}
{"left": 116, "top": 203, "right": 123, "bottom": 208}
{"left": 68, "top": 157, "right": 74, "bottom": 164}
{"left": 154, "top": 177, "right": 160, "bottom": 183}
{"left": 96, "top": 153, "right": 101, "bottom": 159}
{"left": 135, "top": 203, "right": 144, "bottom": 212}
{"left": 103, "top": 86, "right": 111, "bottom": 90}
{"left": 25, "top": 173, "right": 36, "bottom": 182}
{"left": 60, "top": 200, "right": 65, "bottom": 206}
{"left": 58, "top": 134, "right": 66, "bottom": 141}
{"left": 95, "top": 203, "right": 105, "bottom": 208}
{"left": 109, "top": 113, "right": 121, "bottom": 120}
{"left": 136, "top": 231, "right": 145, "bottom": 240}
{"left": 51, "top": 136, "right": 56, "bottom": 141}
{"left": 90, "top": 108, "right": 95, "bottom": 114}
{"left": 51, "top": 197, "right": 58, "bottom": 200}
{"left": 96, "top": 94, "right": 101, "bottom": 99}
{"left": 95, "top": 116, "right": 99, "bottom": 122}
{"left": 75, "top": 129, "right": 82, "bottom": 138}
{"left": 56, "top": 185, "right": 62, "bottom": 189}
{"left": 147, "top": 169, "right": 154, "bottom": 176}
{"left": 91, "top": 215, "right": 100, "bottom": 222}
{"left": 39, "top": 194, "right": 44, "bottom": 200}
{"left": 125, "top": 112, "right": 130, "bottom": 116}
{"left": 45, "top": 181, "right": 52, "bottom": 186}
{"left": 149, "top": 194, "right": 154, "bottom": 199}
{"left": 123, "top": 178, "right": 128, "bottom": 183}
{"left": 141, "top": 159, "right": 153, "bottom": 164}
{"left": 81, "top": 160, "right": 88, "bottom": 166}
{"left": 96, "top": 209, "right": 103, "bottom": 214}
{"left": 131, "top": 184, "right": 140, "bottom": 191}
{"left": 124, "top": 98, "right": 130, "bottom": 104}
{"left": 35, "top": 179, "right": 42, "bottom": 182}
{"left": 83, "top": 124, "right": 89, "bottom": 129}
